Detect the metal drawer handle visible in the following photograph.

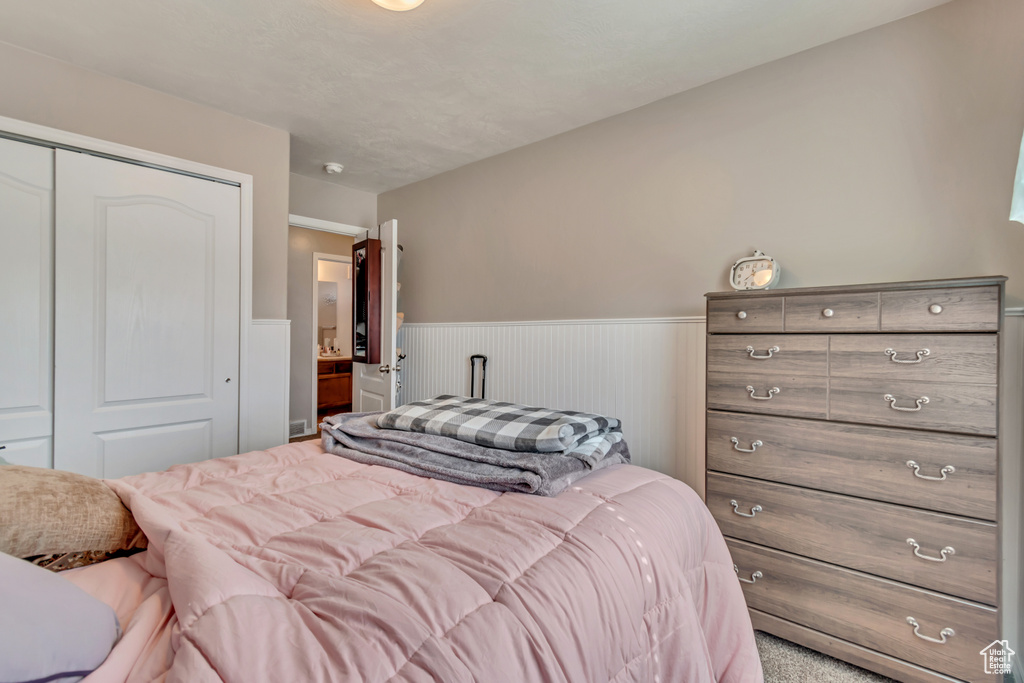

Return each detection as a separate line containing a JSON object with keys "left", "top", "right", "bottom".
{"left": 747, "top": 386, "right": 780, "bottom": 400}
{"left": 906, "top": 539, "right": 955, "bottom": 562}
{"left": 906, "top": 461, "right": 955, "bottom": 481}
{"left": 734, "top": 564, "right": 763, "bottom": 584}
{"left": 906, "top": 617, "right": 954, "bottom": 644}
{"left": 884, "top": 394, "right": 928, "bottom": 411}
{"left": 885, "top": 348, "right": 930, "bottom": 364}
{"left": 746, "top": 345, "right": 779, "bottom": 360}
{"left": 736, "top": 311, "right": 748, "bottom": 320}
{"left": 730, "top": 437, "right": 763, "bottom": 453}
{"left": 730, "top": 499, "right": 762, "bottom": 517}
{"left": 822, "top": 308, "right": 835, "bottom": 318}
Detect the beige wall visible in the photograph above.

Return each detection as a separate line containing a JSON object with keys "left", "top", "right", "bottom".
{"left": 290, "top": 172, "right": 377, "bottom": 229}
{"left": 379, "top": 0, "right": 1024, "bottom": 322}
{"left": 0, "top": 41, "right": 291, "bottom": 319}
{"left": 287, "top": 226, "right": 355, "bottom": 428}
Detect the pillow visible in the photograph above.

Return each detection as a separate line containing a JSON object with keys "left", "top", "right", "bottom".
{"left": 0, "top": 465, "right": 146, "bottom": 564}
{"left": 0, "top": 551, "right": 121, "bottom": 683}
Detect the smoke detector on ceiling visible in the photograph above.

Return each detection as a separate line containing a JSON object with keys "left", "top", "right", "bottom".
{"left": 323, "top": 162, "right": 344, "bottom": 175}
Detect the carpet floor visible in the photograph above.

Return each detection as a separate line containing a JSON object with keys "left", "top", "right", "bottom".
{"left": 756, "top": 632, "right": 895, "bottom": 682}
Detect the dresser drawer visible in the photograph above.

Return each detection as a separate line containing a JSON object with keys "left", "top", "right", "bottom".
{"left": 706, "top": 412, "right": 997, "bottom": 520}
{"left": 829, "top": 334, "right": 997, "bottom": 385}
{"left": 709, "top": 473, "right": 997, "bottom": 604}
{"left": 707, "top": 335, "right": 827, "bottom": 376}
{"left": 707, "top": 296, "right": 783, "bottom": 333}
{"left": 880, "top": 286, "right": 1000, "bottom": 332}
{"left": 830, "top": 378, "right": 997, "bottom": 436}
{"left": 707, "top": 372, "right": 827, "bottom": 419}
{"left": 727, "top": 539, "right": 998, "bottom": 683}
{"left": 784, "top": 292, "right": 878, "bottom": 332}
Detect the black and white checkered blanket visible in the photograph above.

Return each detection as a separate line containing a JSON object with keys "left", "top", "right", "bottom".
{"left": 376, "top": 395, "right": 622, "bottom": 454}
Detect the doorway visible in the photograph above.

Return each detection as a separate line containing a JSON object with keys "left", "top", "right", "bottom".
{"left": 314, "top": 252, "right": 352, "bottom": 428}
{"left": 286, "top": 216, "right": 366, "bottom": 440}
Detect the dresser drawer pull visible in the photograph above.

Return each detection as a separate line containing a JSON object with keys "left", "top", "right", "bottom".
{"left": 746, "top": 386, "right": 780, "bottom": 400}
{"left": 733, "top": 564, "right": 763, "bottom": 584}
{"left": 822, "top": 308, "right": 835, "bottom": 318}
{"left": 730, "top": 437, "right": 763, "bottom": 453}
{"left": 929, "top": 304, "right": 943, "bottom": 315}
{"left": 730, "top": 500, "right": 762, "bottom": 517}
{"left": 906, "top": 539, "right": 955, "bottom": 562}
{"left": 884, "top": 394, "right": 929, "bottom": 411}
{"left": 906, "top": 617, "right": 954, "bottom": 644}
{"left": 884, "top": 348, "right": 930, "bottom": 364}
{"left": 906, "top": 461, "right": 955, "bottom": 481}
{"left": 736, "top": 311, "right": 748, "bottom": 320}
{"left": 746, "top": 345, "right": 779, "bottom": 360}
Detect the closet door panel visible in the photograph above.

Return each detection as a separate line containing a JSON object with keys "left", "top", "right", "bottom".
{"left": 0, "top": 138, "right": 54, "bottom": 465}
{"left": 54, "top": 150, "right": 240, "bottom": 477}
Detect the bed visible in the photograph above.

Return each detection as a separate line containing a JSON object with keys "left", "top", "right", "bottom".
{"left": 47, "top": 437, "right": 762, "bottom": 682}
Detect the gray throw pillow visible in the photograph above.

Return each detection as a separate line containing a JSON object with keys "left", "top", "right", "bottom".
{"left": 0, "top": 551, "right": 120, "bottom": 683}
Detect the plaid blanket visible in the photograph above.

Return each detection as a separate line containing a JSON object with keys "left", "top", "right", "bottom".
{"left": 375, "top": 395, "right": 621, "bottom": 453}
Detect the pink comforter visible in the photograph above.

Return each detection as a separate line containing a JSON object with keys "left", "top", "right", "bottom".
{"left": 93, "top": 441, "right": 760, "bottom": 682}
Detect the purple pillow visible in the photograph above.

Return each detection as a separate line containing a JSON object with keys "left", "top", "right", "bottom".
{"left": 0, "top": 551, "right": 120, "bottom": 683}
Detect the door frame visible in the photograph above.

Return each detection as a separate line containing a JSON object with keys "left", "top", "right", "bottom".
{"left": 290, "top": 214, "right": 368, "bottom": 437}
{"left": 0, "top": 114, "right": 259, "bottom": 452}
{"left": 311, "top": 251, "right": 353, "bottom": 426}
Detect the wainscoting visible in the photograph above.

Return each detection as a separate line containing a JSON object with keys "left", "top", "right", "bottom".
{"left": 399, "top": 317, "right": 708, "bottom": 493}
{"left": 245, "top": 319, "right": 291, "bottom": 452}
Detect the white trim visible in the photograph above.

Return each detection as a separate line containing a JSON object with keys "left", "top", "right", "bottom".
{"left": 289, "top": 214, "right": 366, "bottom": 236}
{"left": 311, "top": 252, "right": 352, "bottom": 426}
{"left": 403, "top": 316, "right": 706, "bottom": 328}
{"left": 1007, "top": 307, "right": 1024, "bottom": 317}
{"left": 0, "top": 113, "right": 256, "bottom": 455}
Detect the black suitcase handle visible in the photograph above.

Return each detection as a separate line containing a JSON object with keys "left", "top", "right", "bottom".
{"left": 470, "top": 354, "right": 488, "bottom": 399}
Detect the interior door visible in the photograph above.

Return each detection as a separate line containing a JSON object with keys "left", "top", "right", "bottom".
{"left": 53, "top": 150, "right": 240, "bottom": 477}
{"left": 352, "top": 219, "right": 398, "bottom": 412}
{"left": 0, "top": 138, "right": 54, "bottom": 468}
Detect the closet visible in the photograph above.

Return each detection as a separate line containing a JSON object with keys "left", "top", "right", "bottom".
{"left": 0, "top": 136, "right": 241, "bottom": 478}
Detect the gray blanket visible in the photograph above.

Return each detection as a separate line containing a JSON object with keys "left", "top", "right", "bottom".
{"left": 321, "top": 413, "right": 630, "bottom": 496}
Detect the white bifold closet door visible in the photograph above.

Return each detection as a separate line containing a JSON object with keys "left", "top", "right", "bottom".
{"left": 0, "top": 139, "right": 54, "bottom": 468}
{"left": 54, "top": 150, "right": 240, "bottom": 477}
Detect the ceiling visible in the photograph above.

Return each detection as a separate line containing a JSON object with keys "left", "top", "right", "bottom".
{"left": 0, "top": 0, "right": 950, "bottom": 192}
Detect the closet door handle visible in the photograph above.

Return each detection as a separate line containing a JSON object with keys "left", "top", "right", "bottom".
{"left": 906, "top": 617, "right": 954, "bottom": 644}
{"left": 885, "top": 348, "right": 930, "bottom": 364}
{"left": 884, "top": 394, "right": 928, "bottom": 411}
{"left": 730, "top": 437, "right": 762, "bottom": 453}
{"left": 730, "top": 500, "right": 762, "bottom": 518}
{"left": 906, "top": 461, "right": 955, "bottom": 481}
{"left": 734, "top": 565, "right": 763, "bottom": 584}
{"left": 906, "top": 539, "right": 955, "bottom": 562}
{"left": 746, "top": 346, "right": 779, "bottom": 360}
{"left": 747, "top": 386, "right": 780, "bottom": 400}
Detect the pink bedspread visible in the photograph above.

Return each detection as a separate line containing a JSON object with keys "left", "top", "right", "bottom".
{"left": 91, "top": 441, "right": 760, "bottom": 682}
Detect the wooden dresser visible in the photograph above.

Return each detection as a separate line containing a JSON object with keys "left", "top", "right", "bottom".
{"left": 705, "top": 277, "right": 1006, "bottom": 683}
{"left": 317, "top": 357, "right": 352, "bottom": 412}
